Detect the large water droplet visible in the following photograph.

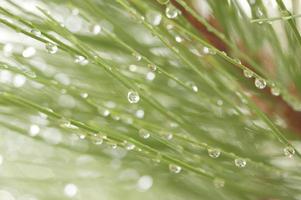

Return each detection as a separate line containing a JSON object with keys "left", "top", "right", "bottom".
{"left": 139, "top": 129, "right": 150, "bottom": 139}
{"left": 208, "top": 148, "right": 221, "bottom": 158}
{"left": 234, "top": 158, "right": 247, "bottom": 168}
{"left": 165, "top": 4, "right": 179, "bottom": 19}
{"left": 127, "top": 91, "right": 140, "bottom": 104}
{"left": 169, "top": 164, "right": 181, "bottom": 173}
{"left": 46, "top": 42, "right": 58, "bottom": 54}
{"left": 283, "top": 146, "right": 295, "bottom": 158}
{"left": 255, "top": 78, "right": 266, "bottom": 89}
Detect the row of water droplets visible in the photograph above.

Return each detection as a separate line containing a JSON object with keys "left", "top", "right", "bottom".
{"left": 22, "top": 1, "right": 296, "bottom": 183}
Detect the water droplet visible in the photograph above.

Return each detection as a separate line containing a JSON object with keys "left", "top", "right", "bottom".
{"left": 148, "top": 64, "right": 157, "bottom": 72}
{"left": 255, "top": 78, "right": 266, "bottom": 89}
{"left": 203, "top": 46, "right": 216, "bottom": 55}
{"left": 208, "top": 148, "right": 221, "bottom": 158}
{"left": 186, "top": 82, "right": 198, "bottom": 92}
{"left": 79, "top": 133, "right": 86, "bottom": 140}
{"left": 146, "top": 11, "right": 162, "bottom": 26}
{"left": 192, "top": 85, "right": 198, "bottom": 92}
{"left": 234, "top": 158, "right": 247, "bottom": 168}
{"left": 102, "top": 109, "right": 110, "bottom": 117}
{"left": 135, "top": 109, "right": 145, "bottom": 118}
{"left": 3, "top": 43, "right": 13, "bottom": 57}
{"left": 146, "top": 72, "right": 156, "bottom": 81}
{"left": 169, "top": 164, "right": 181, "bottom": 173}
{"left": 80, "top": 92, "right": 89, "bottom": 98}
{"left": 165, "top": 133, "right": 173, "bottom": 140}
{"left": 217, "top": 99, "right": 223, "bottom": 106}
{"left": 139, "top": 129, "right": 150, "bottom": 139}
{"left": 271, "top": 87, "right": 280, "bottom": 96}
{"left": 74, "top": 55, "right": 89, "bottom": 66}
{"left": 93, "top": 137, "right": 103, "bottom": 145}
{"left": 91, "top": 24, "right": 102, "bottom": 35}
{"left": 64, "top": 183, "right": 78, "bottom": 197}
{"left": 243, "top": 69, "right": 253, "bottom": 78}
{"left": 283, "top": 146, "right": 295, "bottom": 158}
{"left": 125, "top": 141, "right": 135, "bottom": 150}
{"left": 175, "top": 35, "right": 183, "bottom": 43}
{"left": 213, "top": 178, "right": 225, "bottom": 188}
{"left": 165, "top": 4, "right": 179, "bottom": 19}
{"left": 127, "top": 91, "right": 140, "bottom": 104}
{"left": 29, "top": 124, "right": 40, "bottom": 137}
{"left": 137, "top": 175, "right": 153, "bottom": 191}
{"left": 60, "top": 120, "right": 79, "bottom": 129}
{"left": 31, "top": 28, "right": 41, "bottom": 37}
{"left": 132, "top": 52, "right": 142, "bottom": 61}
{"left": 45, "top": 42, "right": 58, "bottom": 54}
{"left": 157, "top": 0, "right": 169, "bottom": 4}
